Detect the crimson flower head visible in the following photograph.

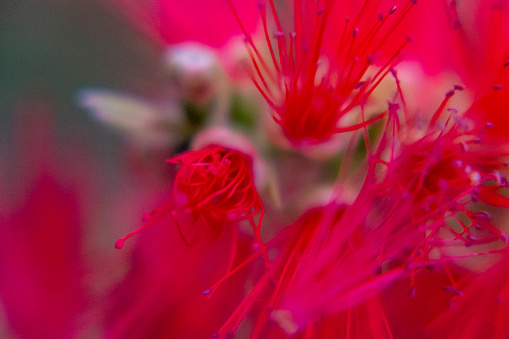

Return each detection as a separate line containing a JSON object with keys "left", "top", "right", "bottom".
{"left": 169, "top": 146, "right": 261, "bottom": 223}
{"left": 231, "top": 0, "right": 416, "bottom": 146}
{"left": 116, "top": 145, "right": 268, "bottom": 259}
{"left": 383, "top": 122, "right": 509, "bottom": 268}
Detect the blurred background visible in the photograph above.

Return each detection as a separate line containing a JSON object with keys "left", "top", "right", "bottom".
{"left": 0, "top": 1, "right": 174, "bottom": 336}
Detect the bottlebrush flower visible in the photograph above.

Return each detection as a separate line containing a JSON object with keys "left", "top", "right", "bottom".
{"left": 108, "top": 139, "right": 271, "bottom": 339}
{"left": 115, "top": 144, "right": 269, "bottom": 260}
{"left": 230, "top": 0, "right": 417, "bottom": 147}
{"left": 210, "top": 90, "right": 509, "bottom": 336}
{"left": 379, "top": 117, "right": 509, "bottom": 275}
{"left": 109, "top": 141, "right": 271, "bottom": 338}
{"left": 212, "top": 205, "right": 406, "bottom": 337}
{"left": 99, "top": 1, "right": 509, "bottom": 338}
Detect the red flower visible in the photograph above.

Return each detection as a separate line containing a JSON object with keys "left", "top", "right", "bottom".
{"left": 459, "top": 0, "right": 509, "bottom": 139}
{"left": 213, "top": 205, "right": 406, "bottom": 337}
{"left": 116, "top": 145, "right": 268, "bottom": 260}
{"left": 406, "top": 0, "right": 509, "bottom": 140}
{"left": 231, "top": 0, "right": 417, "bottom": 146}
{"left": 211, "top": 95, "right": 509, "bottom": 336}
{"left": 104, "top": 1, "right": 509, "bottom": 338}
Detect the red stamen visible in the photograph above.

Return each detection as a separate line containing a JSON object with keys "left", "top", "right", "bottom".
{"left": 229, "top": 0, "right": 415, "bottom": 146}
{"left": 116, "top": 146, "right": 267, "bottom": 256}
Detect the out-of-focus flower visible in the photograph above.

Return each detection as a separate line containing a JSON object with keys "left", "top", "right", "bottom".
{"left": 0, "top": 98, "right": 97, "bottom": 338}
{"left": 448, "top": 0, "right": 509, "bottom": 90}
{"left": 109, "top": 0, "right": 260, "bottom": 48}
{"left": 404, "top": 0, "right": 509, "bottom": 140}
{"left": 165, "top": 43, "right": 222, "bottom": 106}
{"left": 79, "top": 89, "right": 187, "bottom": 149}
{"left": 427, "top": 253, "right": 509, "bottom": 338}
{"left": 0, "top": 175, "right": 87, "bottom": 339}
{"left": 79, "top": 42, "right": 230, "bottom": 150}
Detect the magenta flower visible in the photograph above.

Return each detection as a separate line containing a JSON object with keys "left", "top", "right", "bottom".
{"left": 0, "top": 175, "right": 86, "bottom": 339}
{"left": 0, "top": 100, "right": 94, "bottom": 339}
{"left": 111, "top": 0, "right": 260, "bottom": 48}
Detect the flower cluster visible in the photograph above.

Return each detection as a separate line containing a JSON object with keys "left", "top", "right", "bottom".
{"left": 88, "top": 0, "right": 509, "bottom": 338}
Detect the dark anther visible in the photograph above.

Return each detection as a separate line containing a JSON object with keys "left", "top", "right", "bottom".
{"left": 476, "top": 211, "right": 492, "bottom": 221}
{"left": 389, "top": 6, "right": 397, "bottom": 15}
{"left": 443, "top": 285, "right": 463, "bottom": 296}
{"left": 409, "top": 287, "right": 416, "bottom": 297}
